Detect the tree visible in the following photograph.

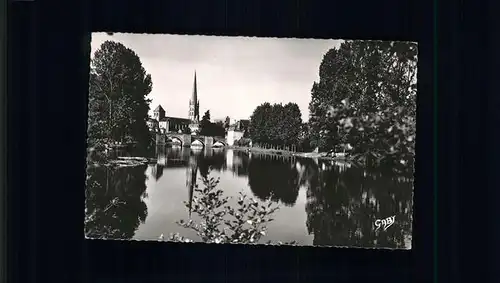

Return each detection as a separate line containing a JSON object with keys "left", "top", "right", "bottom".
{"left": 211, "top": 122, "right": 226, "bottom": 137}
{"left": 308, "top": 40, "right": 417, "bottom": 167}
{"left": 298, "top": 123, "right": 312, "bottom": 152}
{"left": 198, "top": 110, "right": 226, "bottom": 137}
{"left": 243, "top": 129, "right": 250, "bottom": 138}
{"left": 182, "top": 127, "right": 192, "bottom": 135}
{"left": 249, "top": 102, "right": 302, "bottom": 148}
{"left": 199, "top": 110, "right": 211, "bottom": 136}
{"left": 281, "top": 103, "right": 302, "bottom": 146}
{"left": 223, "top": 116, "right": 231, "bottom": 130}
{"left": 249, "top": 103, "right": 273, "bottom": 145}
{"left": 269, "top": 103, "right": 284, "bottom": 144}
{"left": 202, "top": 110, "right": 211, "bottom": 121}
{"left": 88, "top": 40, "right": 153, "bottom": 154}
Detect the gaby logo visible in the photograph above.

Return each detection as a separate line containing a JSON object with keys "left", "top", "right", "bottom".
{"left": 375, "top": 215, "right": 395, "bottom": 232}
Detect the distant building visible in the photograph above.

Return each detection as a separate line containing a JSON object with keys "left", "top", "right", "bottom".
{"left": 159, "top": 117, "right": 191, "bottom": 133}
{"left": 152, "top": 104, "right": 190, "bottom": 134}
{"left": 226, "top": 119, "right": 250, "bottom": 146}
{"left": 149, "top": 71, "right": 201, "bottom": 134}
{"left": 188, "top": 71, "right": 200, "bottom": 134}
{"left": 153, "top": 105, "right": 166, "bottom": 122}
{"left": 147, "top": 118, "right": 159, "bottom": 132}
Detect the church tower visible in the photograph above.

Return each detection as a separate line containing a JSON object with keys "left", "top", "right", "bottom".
{"left": 188, "top": 71, "right": 200, "bottom": 123}
{"left": 153, "top": 105, "right": 165, "bottom": 121}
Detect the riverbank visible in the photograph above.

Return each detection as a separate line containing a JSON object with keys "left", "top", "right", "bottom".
{"left": 86, "top": 146, "right": 353, "bottom": 169}
{"left": 227, "top": 146, "right": 352, "bottom": 162}
{"left": 87, "top": 156, "right": 157, "bottom": 168}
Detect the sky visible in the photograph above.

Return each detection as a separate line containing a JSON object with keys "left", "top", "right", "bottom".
{"left": 90, "top": 33, "right": 343, "bottom": 122}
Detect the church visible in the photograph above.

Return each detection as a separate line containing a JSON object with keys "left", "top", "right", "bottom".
{"left": 147, "top": 71, "right": 201, "bottom": 135}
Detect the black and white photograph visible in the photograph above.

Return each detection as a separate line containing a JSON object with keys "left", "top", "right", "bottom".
{"left": 85, "top": 33, "right": 416, "bottom": 249}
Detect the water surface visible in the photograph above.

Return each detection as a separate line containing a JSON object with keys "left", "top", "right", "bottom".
{"left": 85, "top": 147, "right": 413, "bottom": 249}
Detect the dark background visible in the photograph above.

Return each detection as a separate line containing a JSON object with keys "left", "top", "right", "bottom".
{"left": 6, "top": 0, "right": 494, "bottom": 282}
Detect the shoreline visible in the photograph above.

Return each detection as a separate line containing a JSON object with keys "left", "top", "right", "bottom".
{"left": 227, "top": 146, "right": 351, "bottom": 162}
{"left": 87, "top": 146, "right": 354, "bottom": 168}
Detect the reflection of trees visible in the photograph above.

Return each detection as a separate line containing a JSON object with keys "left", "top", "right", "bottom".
{"left": 195, "top": 150, "right": 226, "bottom": 178}
{"left": 247, "top": 154, "right": 300, "bottom": 206}
{"left": 230, "top": 151, "right": 250, "bottom": 176}
{"left": 152, "top": 164, "right": 164, "bottom": 181}
{"left": 207, "top": 149, "right": 226, "bottom": 172}
{"left": 85, "top": 164, "right": 149, "bottom": 240}
{"left": 302, "top": 159, "right": 413, "bottom": 248}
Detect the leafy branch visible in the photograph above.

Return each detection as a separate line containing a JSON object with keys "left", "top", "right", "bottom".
{"left": 164, "top": 170, "right": 297, "bottom": 245}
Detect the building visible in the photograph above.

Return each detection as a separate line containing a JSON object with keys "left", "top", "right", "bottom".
{"left": 153, "top": 105, "right": 166, "bottom": 122}
{"left": 226, "top": 119, "right": 250, "bottom": 146}
{"left": 147, "top": 118, "right": 160, "bottom": 132}
{"left": 188, "top": 71, "right": 200, "bottom": 134}
{"left": 160, "top": 117, "right": 191, "bottom": 133}
{"left": 149, "top": 71, "right": 201, "bottom": 134}
{"left": 153, "top": 105, "right": 190, "bottom": 133}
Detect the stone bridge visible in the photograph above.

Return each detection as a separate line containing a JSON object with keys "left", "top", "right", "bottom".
{"left": 155, "top": 132, "right": 227, "bottom": 148}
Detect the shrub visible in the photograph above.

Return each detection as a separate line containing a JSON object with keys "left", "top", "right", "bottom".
{"left": 165, "top": 170, "right": 296, "bottom": 245}
{"left": 235, "top": 138, "right": 252, "bottom": 147}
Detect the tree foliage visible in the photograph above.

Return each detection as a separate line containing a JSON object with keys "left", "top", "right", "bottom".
{"left": 248, "top": 102, "right": 303, "bottom": 147}
{"left": 223, "top": 116, "right": 231, "bottom": 129}
{"left": 166, "top": 171, "right": 296, "bottom": 245}
{"left": 199, "top": 110, "right": 226, "bottom": 137}
{"left": 182, "top": 127, "right": 192, "bottom": 135}
{"left": 87, "top": 40, "right": 153, "bottom": 153}
{"left": 199, "top": 110, "right": 211, "bottom": 136}
{"left": 308, "top": 40, "right": 417, "bottom": 168}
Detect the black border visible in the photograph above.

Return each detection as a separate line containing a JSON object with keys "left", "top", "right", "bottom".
{"left": 7, "top": 0, "right": 467, "bottom": 282}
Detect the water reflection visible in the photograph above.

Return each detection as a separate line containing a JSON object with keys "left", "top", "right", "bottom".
{"left": 85, "top": 147, "right": 413, "bottom": 248}
{"left": 301, "top": 158, "right": 413, "bottom": 248}
{"left": 85, "top": 164, "right": 148, "bottom": 240}
{"left": 247, "top": 154, "right": 300, "bottom": 206}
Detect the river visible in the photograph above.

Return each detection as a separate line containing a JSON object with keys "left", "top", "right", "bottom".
{"left": 85, "top": 146, "right": 413, "bottom": 249}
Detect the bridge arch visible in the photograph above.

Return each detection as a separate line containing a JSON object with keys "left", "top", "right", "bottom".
{"left": 213, "top": 136, "right": 227, "bottom": 146}
{"left": 191, "top": 138, "right": 205, "bottom": 148}
{"left": 213, "top": 140, "right": 226, "bottom": 147}
{"left": 167, "top": 136, "right": 183, "bottom": 147}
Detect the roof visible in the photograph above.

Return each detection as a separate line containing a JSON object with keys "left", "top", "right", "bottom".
{"left": 159, "top": 116, "right": 191, "bottom": 123}
{"left": 154, "top": 105, "right": 165, "bottom": 112}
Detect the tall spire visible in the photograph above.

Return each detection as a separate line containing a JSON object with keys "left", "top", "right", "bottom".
{"left": 191, "top": 70, "right": 197, "bottom": 104}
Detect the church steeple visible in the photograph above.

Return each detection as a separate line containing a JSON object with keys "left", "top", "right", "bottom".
{"left": 192, "top": 71, "right": 197, "bottom": 104}
{"left": 188, "top": 70, "right": 200, "bottom": 123}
